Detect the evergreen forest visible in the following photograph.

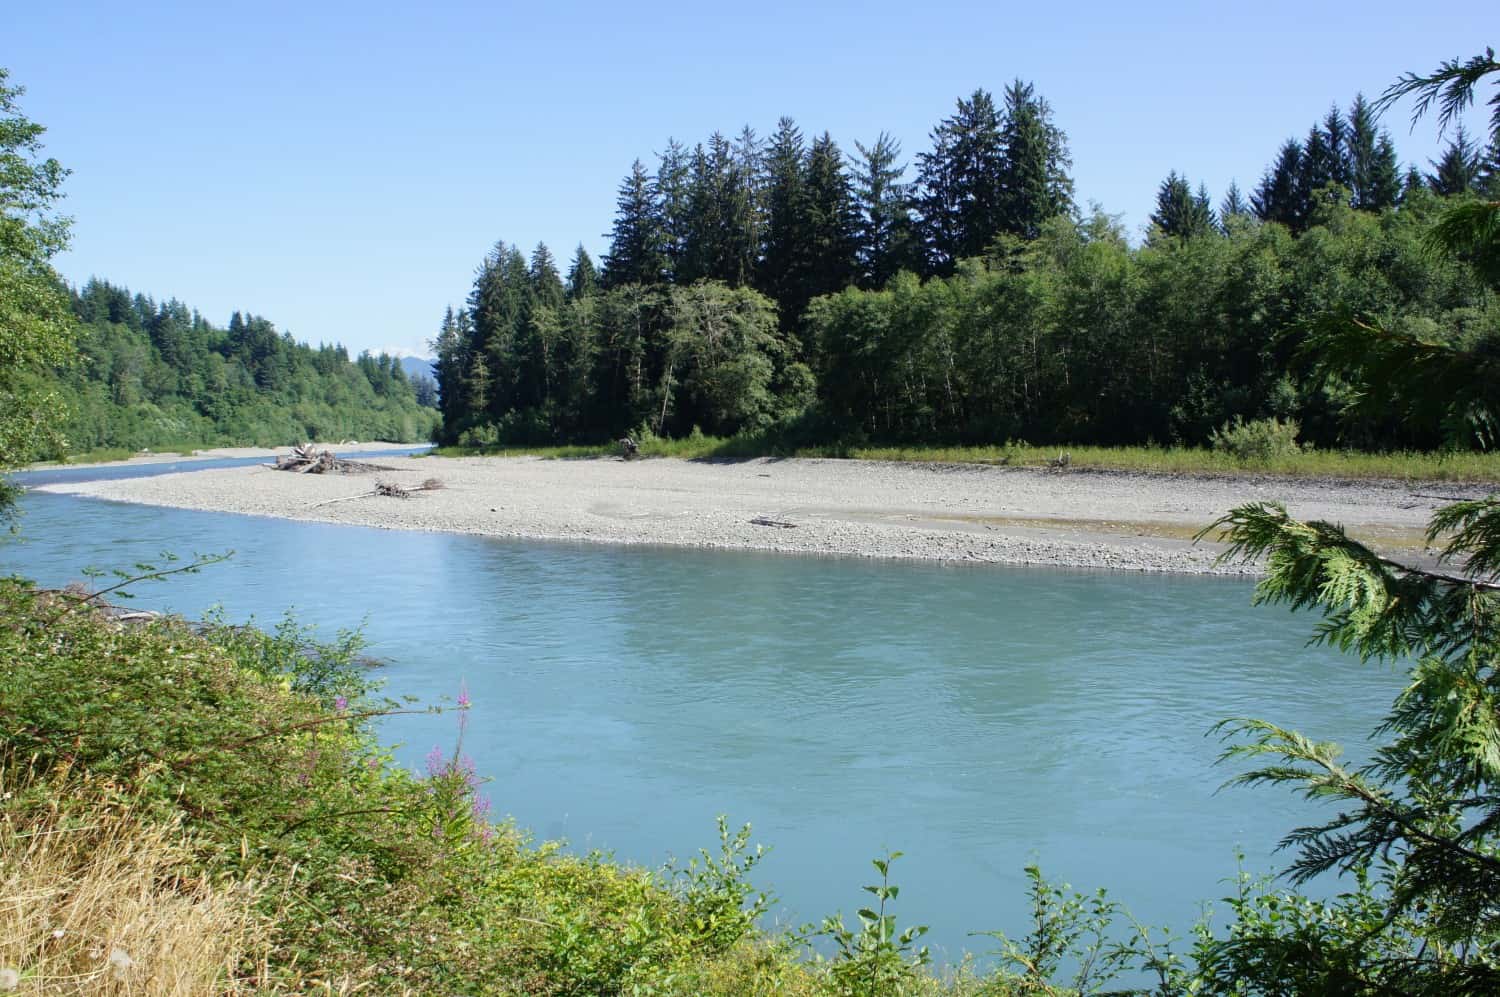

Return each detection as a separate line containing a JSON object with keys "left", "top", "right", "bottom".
{"left": 434, "top": 86, "right": 1500, "bottom": 453}
{"left": 38, "top": 279, "right": 439, "bottom": 457}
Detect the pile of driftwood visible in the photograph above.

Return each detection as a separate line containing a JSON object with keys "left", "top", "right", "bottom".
{"left": 272, "top": 443, "right": 394, "bottom": 474}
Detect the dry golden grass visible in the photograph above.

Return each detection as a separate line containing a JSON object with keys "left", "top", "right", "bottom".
{"left": 0, "top": 774, "right": 264, "bottom": 995}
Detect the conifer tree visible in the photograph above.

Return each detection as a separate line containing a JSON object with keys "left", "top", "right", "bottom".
{"left": 997, "top": 79, "right": 1075, "bottom": 241}
{"left": 1319, "top": 105, "right": 1353, "bottom": 190}
{"left": 1349, "top": 93, "right": 1402, "bottom": 211}
{"left": 680, "top": 133, "right": 758, "bottom": 286}
{"left": 566, "top": 245, "right": 598, "bottom": 300}
{"left": 758, "top": 117, "right": 812, "bottom": 322}
{"left": 1479, "top": 136, "right": 1500, "bottom": 198}
{"left": 1253, "top": 139, "right": 1305, "bottom": 228}
{"left": 1428, "top": 124, "right": 1482, "bottom": 195}
{"left": 431, "top": 305, "right": 468, "bottom": 431}
{"left": 915, "top": 88, "right": 1006, "bottom": 271}
{"left": 802, "top": 132, "right": 860, "bottom": 312}
{"left": 655, "top": 139, "right": 692, "bottom": 282}
{"left": 602, "top": 160, "right": 665, "bottom": 287}
{"left": 529, "top": 243, "right": 564, "bottom": 311}
{"left": 1402, "top": 164, "right": 1428, "bottom": 200}
{"left": 852, "top": 132, "right": 919, "bottom": 288}
{"left": 522, "top": 242, "right": 564, "bottom": 410}
{"left": 1299, "top": 124, "right": 1342, "bottom": 215}
{"left": 733, "top": 125, "right": 765, "bottom": 276}
{"left": 1150, "top": 171, "right": 1215, "bottom": 239}
{"left": 1219, "top": 180, "right": 1252, "bottom": 226}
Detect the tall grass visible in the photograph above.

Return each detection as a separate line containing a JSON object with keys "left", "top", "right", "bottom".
{"left": 0, "top": 768, "right": 265, "bottom": 994}
{"left": 434, "top": 434, "right": 1500, "bottom": 482}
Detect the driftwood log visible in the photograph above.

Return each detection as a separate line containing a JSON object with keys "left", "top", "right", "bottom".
{"left": 308, "top": 478, "right": 445, "bottom": 508}
{"left": 272, "top": 443, "right": 395, "bottom": 474}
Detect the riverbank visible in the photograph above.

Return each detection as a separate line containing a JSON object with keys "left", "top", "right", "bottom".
{"left": 37, "top": 454, "right": 1488, "bottom": 574}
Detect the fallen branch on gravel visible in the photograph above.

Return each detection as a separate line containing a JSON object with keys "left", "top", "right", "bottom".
{"left": 308, "top": 478, "right": 445, "bottom": 508}
{"left": 749, "top": 516, "right": 797, "bottom": 529}
{"left": 271, "top": 442, "right": 396, "bottom": 474}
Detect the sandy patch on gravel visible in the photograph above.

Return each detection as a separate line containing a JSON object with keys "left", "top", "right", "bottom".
{"left": 37, "top": 455, "right": 1489, "bottom": 575}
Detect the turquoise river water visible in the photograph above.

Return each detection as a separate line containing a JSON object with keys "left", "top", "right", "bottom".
{"left": 3, "top": 460, "right": 1403, "bottom": 964}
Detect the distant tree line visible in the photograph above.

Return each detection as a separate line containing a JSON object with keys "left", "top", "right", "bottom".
{"left": 38, "top": 279, "right": 439, "bottom": 454}
{"left": 434, "top": 83, "right": 1500, "bottom": 451}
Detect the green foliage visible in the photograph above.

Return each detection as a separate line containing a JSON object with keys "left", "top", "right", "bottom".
{"left": 1376, "top": 46, "right": 1500, "bottom": 149}
{"left": 806, "top": 852, "right": 931, "bottom": 997}
{"left": 1301, "top": 311, "right": 1500, "bottom": 450}
{"left": 1150, "top": 171, "right": 1216, "bottom": 241}
{"left": 665, "top": 815, "right": 773, "bottom": 955}
{"left": 38, "top": 279, "right": 440, "bottom": 455}
{"left": 977, "top": 866, "right": 1143, "bottom": 996}
{"left": 1201, "top": 488, "right": 1500, "bottom": 989}
{"left": 0, "top": 67, "right": 74, "bottom": 519}
{"left": 0, "top": 575, "right": 827, "bottom": 994}
{"left": 1208, "top": 416, "right": 1302, "bottom": 462}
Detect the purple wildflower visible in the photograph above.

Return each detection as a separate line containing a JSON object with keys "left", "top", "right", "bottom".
{"left": 334, "top": 695, "right": 348, "bottom": 712}
{"left": 456, "top": 683, "right": 470, "bottom": 709}
{"left": 424, "top": 744, "right": 446, "bottom": 779}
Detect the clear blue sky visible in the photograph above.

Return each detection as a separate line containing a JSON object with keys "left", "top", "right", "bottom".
{"left": 9, "top": 2, "right": 1490, "bottom": 357}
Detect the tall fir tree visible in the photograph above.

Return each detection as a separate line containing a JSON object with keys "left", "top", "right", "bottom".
{"left": 1349, "top": 93, "right": 1401, "bottom": 211}
{"left": 528, "top": 243, "right": 564, "bottom": 312}
{"left": 1428, "top": 124, "right": 1482, "bottom": 195}
{"left": 655, "top": 139, "right": 692, "bottom": 282}
{"left": 1253, "top": 139, "right": 1305, "bottom": 229}
{"left": 996, "top": 79, "right": 1074, "bottom": 241}
{"left": 915, "top": 88, "right": 1006, "bottom": 271}
{"left": 1320, "top": 105, "right": 1353, "bottom": 190}
{"left": 801, "top": 132, "right": 860, "bottom": 313}
{"left": 602, "top": 160, "right": 665, "bottom": 287}
{"left": 431, "top": 305, "right": 468, "bottom": 430}
{"left": 566, "top": 244, "right": 598, "bottom": 300}
{"left": 680, "top": 133, "right": 759, "bottom": 286}
{"left": 1219, "top": 180, "right": 1252, "bottom": 226}
{"left": 1299, "top": 123, "right": 1342, "bottom": 218}
{"left": 852, "top": 132, "right": 919, "bottom": 288}
{"left": 1479, "top": 135, "right": 1500, "bottom": 198}
{"left": 757, "top": 117, "right": 812, "bottom": 323}
{"left": 1150, "top": 172, "right": 1216, "bottom": 239}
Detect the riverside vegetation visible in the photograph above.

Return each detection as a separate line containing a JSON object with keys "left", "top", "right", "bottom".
{"left": 46, "top": 281, "right": 440, "bottom": 458}
{"left": 431, "top": 71, "right": 1500, "bottom": 463}
{"left": 4, "top": 50, "right": 1500, "bottom": 995}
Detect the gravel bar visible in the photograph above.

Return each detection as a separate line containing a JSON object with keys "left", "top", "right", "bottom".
{"left": 37, "top": 454, "right": 1493, "bottom": 576}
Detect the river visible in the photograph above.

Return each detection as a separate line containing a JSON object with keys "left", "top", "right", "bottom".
{"left": 3, "top": 458, "right": 1401, "bottom": 964}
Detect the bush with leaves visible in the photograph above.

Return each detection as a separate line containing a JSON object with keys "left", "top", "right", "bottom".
{"left": 1208, "top": 415, "right": 1302, "bottom": 462}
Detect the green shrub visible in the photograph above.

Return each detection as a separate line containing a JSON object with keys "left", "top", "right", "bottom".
{"left": 1209, "top": 416, "right": 1302, "bottom": 462}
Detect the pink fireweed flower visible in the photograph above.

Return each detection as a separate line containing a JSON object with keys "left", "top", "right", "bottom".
{"left": 334, "top": 695, "right": 348, "bottom": 712}
{"left": 456, "top": 683, "right": 470, "bottom": 709}
{"left": 424, "top": 744, "right": 446, "bottom": 778}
